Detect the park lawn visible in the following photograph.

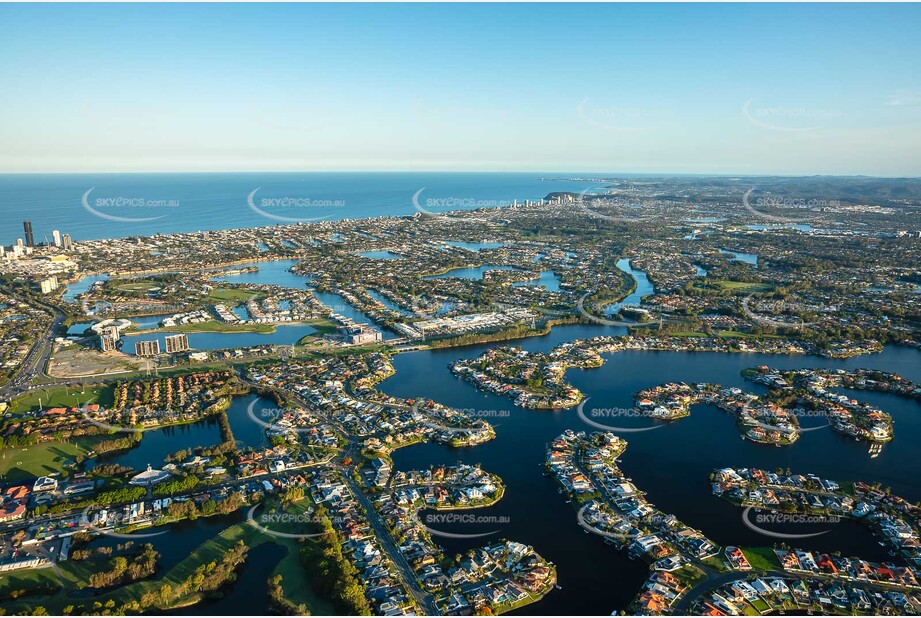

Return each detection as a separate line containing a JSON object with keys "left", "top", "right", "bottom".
{"left": 0, "top": 441, "right": 90, "bottom": 480}
{"left": 714, "top": 280, "right": 774, "bottom": 292}
{"left": 271, "top": 540, "right": 337, "bottom": 615}
{"left": 691, "top": 280, "right": 775, "bottom": 294}
{"left": 741, "top": 547, "right": 783, "bottom": 571}
{"left": 206, "top": 288, "right": 265, "bottom": 304}
{"left": 111, "top": 281, "right": 160, "bottom": 293}
{"left": 0, "top": 558, "right": 104, "bottom": 601}
{"left": 255, "top": 499, "right": 337, "bottom": 614}
{"left": 7, "top": 385, "right": 114, "bottom": 415}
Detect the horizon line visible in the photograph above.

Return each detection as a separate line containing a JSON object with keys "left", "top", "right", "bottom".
{"left": 0, "top": 170, "right": 918, "bottom": 180}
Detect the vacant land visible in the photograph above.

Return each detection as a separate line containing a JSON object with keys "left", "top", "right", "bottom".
{"left": 48, "top": 347, "right": 151, "bottom": 379}
{"left": 741, "top": 546, "right": 783, "bottom": 571}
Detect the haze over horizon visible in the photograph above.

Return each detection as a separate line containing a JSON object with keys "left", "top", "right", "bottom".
{"left": 1, "top": 3, "right": 919, "bottom": 176}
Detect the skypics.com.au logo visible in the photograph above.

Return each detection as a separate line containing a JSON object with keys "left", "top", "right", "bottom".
{"left": 576, "top": 187, "right": 668, "bottom": 224}
{"left": 741, "top": 294, "right": 821, "bottom": 330}
{"left": 247, "top": 188, "right": 345, "bottom": 223}
{"left": 742, "top": 98, "right": 841, "bottom": 132}
{"left": 80, "top": 505, "right": 167, "bottom": 540}
{"left": 577, "top": 98, "right": 675, "bottom": 132}
{"left": 82, "top": 188, "right": 179, "bottom": 223}
{"left": 576, "top": 399, "right": 667, "bottom": 434}
{"left": 741, "top": 507, "right": 841, "bottom": 539}
{"left": 421, "top": 512, "right": 509, "bottom": 539}
{"left": 80, "top": 403, "right": 144, "bottom": 434}
{"left": 412, "top": 188, "right": 514, "bottom": 223}
{"left": 246, "top": 504, "right": 341, "bottom": 539}
{"left": 742, "top": 187, "right": 838, "bottom": 225}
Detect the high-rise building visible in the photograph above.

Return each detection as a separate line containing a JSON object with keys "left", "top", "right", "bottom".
{"left": 134, "top": 340, "right": 161, "bottom": 357}
{"left": 62, "top": 234, "right": 73, "bottom": 251}
{"left": 52, "top": 230, "right": 62, "bottom": 247}
{"left": 23, "top": 221, "right": 34, "bottom": 247}
{"left": 37, "top": 276, "right": 59, "bottom": 294}
{"left": 99, "top": 328, "right": 119, "bottom": 352}
{"left": 164, "top": 333, "right": 190, "bottom": 354}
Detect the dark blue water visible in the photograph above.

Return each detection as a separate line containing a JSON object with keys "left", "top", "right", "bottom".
{"left": 423, "top": 264, "right": 520, "bottom": 281}
{"left": 209, "top": 259, "right": 310, "bottom": 290}
{"left": 91, "top": 393, "right": 272, "bottom": 471}
{"left": 118, "top": 324, "right": 318, "bottom": 355}
{"left": 82, "top": 511, "right": 244, "bottom": 575}
{"left": 61, "top": 274, "right": 108, "bottom": 302}
{"left": 71, "top": 257, "right": 404, "bottom": 347}
{"left": 0, "top": 173, "right": 599, "bottom": 244}
{"left": 93, "top": 418, "right": 224, "bottom": 472}
{"left": 719, "top": 248, "right": 759, "bottom": 266}
{"left": 225, "top": 394, "right": 273, "bottom": 450}
{"left": 379, "top": 335, "right": 921, "bottom": 615}
{"left": 171, "top": 542, "right": 287, "bottom": 616}
{"left": 511, "top": 270, "right": 562, "bottom": 292}
{"left": 608, "top": 257, "right": 654, "bottom": 313}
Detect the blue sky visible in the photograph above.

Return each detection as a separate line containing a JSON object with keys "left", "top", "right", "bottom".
{"left": 1, "top": 3, "right": 919, "bottom": 175}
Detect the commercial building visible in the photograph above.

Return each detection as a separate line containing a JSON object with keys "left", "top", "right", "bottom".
{"left": 52, "top": 230, "right": 62, "bottom": 247}
{"left": 23, "top": 221, "right": 34, "bottom": 247}
{"left": 340, "top": 324, "right": 383, "bottom": 345}
{"left": 164, "top": 333, "right": 190, "bottom": 354}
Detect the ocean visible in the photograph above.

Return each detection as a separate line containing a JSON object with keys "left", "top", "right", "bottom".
{"left": 0, "top": 172, "right": 604, "bottom": 244}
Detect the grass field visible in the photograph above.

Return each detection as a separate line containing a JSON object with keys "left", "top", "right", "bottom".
{"left": 206, "top": 288, "right": 265, "bottom": 304}
{"left": 7, "top": 385, "right": 113, "bottom": 415}
{"left": 111, "top": 281, "right": 161, "bottom": 294}
{"left": 741, "top": 546, "right": 783, "bottom": 571}
{"left": 0, "top": 442, "right": 88, "bottom": 479}
{"left": 301, "top": 318, "right": 338, "bottom": 335}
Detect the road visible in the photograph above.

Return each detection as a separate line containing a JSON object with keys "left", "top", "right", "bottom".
{"left": 5, "top": 304, "right": 439, "bottom": 612}
{"left": 343, "top": 473, "right": 440, "bottom": 615}
{"left": 240, "top": 374, "right": 441, "bottom": 614}
{"left": 0, "top": 289, "right": 66, "bottom": 399}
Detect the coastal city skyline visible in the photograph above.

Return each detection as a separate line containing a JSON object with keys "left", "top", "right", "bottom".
{"left": 1, "top": 3, "right": 920, "bottom": 618}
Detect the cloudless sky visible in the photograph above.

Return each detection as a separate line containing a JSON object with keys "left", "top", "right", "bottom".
{"left": 1, "top": 3, "right": 919, "bottom": 175}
